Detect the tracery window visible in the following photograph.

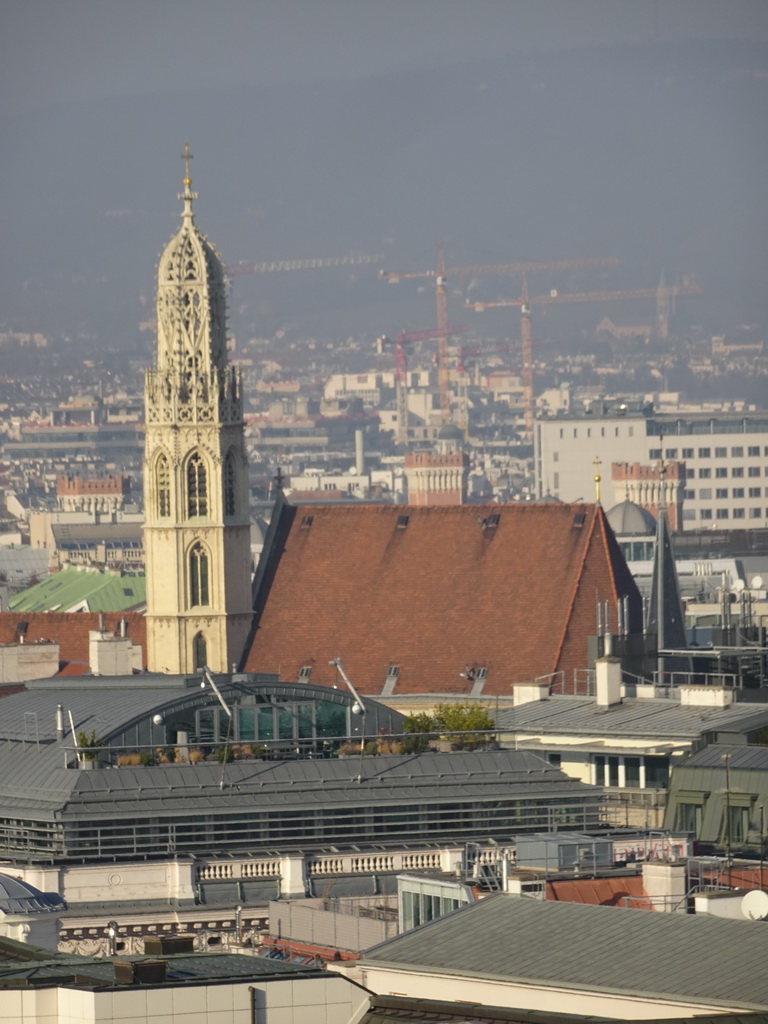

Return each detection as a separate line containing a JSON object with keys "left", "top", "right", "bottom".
{"left": 156, "top": 454, "right": 171, "bottom": 518}
{"left": 187, "top": 452, "right": 208, "bottom": 517}
{"left": 189, "top": 543, "right": 209, "bottom": 607}
{"left": 224, "top": 450, "right": 236, "bottom": 517}
{"left": 192, "top": 632, "right": 208, "bottom": 671}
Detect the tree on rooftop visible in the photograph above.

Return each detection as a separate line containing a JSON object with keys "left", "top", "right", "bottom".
{"left": 433, "top": 701, "right": 495, "bottom": 751}
{"left": 402, "top": 712, "right": 438, "bottom": 754}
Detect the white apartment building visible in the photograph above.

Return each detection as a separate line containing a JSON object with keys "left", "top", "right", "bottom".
{"left": 535, "top": 404, "right": 768, "bottom": 530}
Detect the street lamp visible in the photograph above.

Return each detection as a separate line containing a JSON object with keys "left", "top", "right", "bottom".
{"left": 329, "top": 658, "right": 367, "bottom": 782}
{"left": 106, "top": 920, "right": 119, "bottom": 956}
{"left": 722, "top": 752, "right": 732, "bottom": 873}
{"left": 201, "top": 666, "right": 234, "bottom": 789}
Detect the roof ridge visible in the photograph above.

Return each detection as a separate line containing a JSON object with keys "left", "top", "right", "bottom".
{"left": 551, "top": 507, "right": 597, "bottom": 676}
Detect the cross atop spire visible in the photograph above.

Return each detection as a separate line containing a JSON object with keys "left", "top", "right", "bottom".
{"left": 179, "top": 142, "right": 198, "bottom": 220}
{"left": 657, "top": 431, "right": 667, "bottom": 511}
{"left": 182, "top": 142, "right": 193, "bottom": 186}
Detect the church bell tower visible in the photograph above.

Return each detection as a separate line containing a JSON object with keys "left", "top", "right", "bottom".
{"left": 144, "top": 148, "right": 252, "bottom": 673}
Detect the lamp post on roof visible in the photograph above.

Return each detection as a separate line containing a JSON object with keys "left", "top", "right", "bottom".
{"left": 201, "top": 665, "right": 233, "bottom": 718}
{"left": 201, "top": 666, "right": 234, "bottom": 790}
{"left": 329, "top": 657, "right": 366, "bottom": 782}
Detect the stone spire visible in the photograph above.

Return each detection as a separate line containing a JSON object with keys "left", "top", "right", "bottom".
{"left": 154, "top": 144, "right": 228, "bottom": 375}
{"left": 646, "top": 443, "right": 688, "bottom": 678}
{"left": 143, "top": 153, "right": 252, "bottom": 675}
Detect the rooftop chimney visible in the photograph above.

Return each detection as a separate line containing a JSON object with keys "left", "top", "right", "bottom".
{"left": 113, "top": 959, "right": 168, "bottom": 985}
{"left": 595, "top": 655, "right": 622, "bottom": 707}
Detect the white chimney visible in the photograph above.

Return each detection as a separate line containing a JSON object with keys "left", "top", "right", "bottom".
{"left": 355, "top": 428, "right": 365, "bottom": 476}
{"left": 513, "top": 682, "right": 551, "bottom": 705}
{"left": 595, "top": 656, "right": 622, "bottom": 707}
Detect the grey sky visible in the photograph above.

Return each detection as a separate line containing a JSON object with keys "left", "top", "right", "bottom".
{"left": 3, "top": 0, "right": 768, "bottom": 117}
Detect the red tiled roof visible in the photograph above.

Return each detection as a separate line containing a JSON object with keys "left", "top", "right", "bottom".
{"left": 242, "top": 503, "right": 641, "bottom": 696}
{"left": 546, "top": 874, "right": 648, "bottom": 908}
{"left": 0, "top": 612, "right": 147, "bottom": 675}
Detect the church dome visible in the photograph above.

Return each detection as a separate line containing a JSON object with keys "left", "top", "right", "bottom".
{"left": 534, "top": 493, "right": 563, "bottom": 504}
{"left": 606, "top": 499, "right": 656, "bottom": 536}
{"left": 0, "top": 873, "right": 65, "bottom": 915}
{"left": 437, "top": 423, "right": 464, "bottom": 442}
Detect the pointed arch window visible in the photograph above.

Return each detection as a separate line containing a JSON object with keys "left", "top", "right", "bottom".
{"left": 156, "top": 454, "right": 171, "bottom": 518}
{"left": 192, "top": 632, "right": 208, "bottom": 671}
{"left": 187, "top": 452, "right": 208, "bottom": 517}
{"left": 224, "top": 450, "right": 236, "bottom": 517}
{"left": 189, "top": 542, "right": 209, "bottom": 607}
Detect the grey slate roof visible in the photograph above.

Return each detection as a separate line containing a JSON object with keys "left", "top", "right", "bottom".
{"left": 0, "top": 678, "right": 598, "bottom": 825}
{"left": 0, "top": 745, "right": 594, "bottom": 823}
{"left": 677, "top": 744, "right": 768, "bottom": 771}
{"left": 0, "top": 947, "right": 327, "bottom": 986}
{"left": 495, "top": 696, "right": 768, "bottom": 741}
{"left": 361, "top": 894, "right": 768, "bottom": 1011}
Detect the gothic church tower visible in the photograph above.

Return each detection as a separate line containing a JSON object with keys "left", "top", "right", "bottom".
{"left": 144, "top": 151, "right": 252, "bottom": 673}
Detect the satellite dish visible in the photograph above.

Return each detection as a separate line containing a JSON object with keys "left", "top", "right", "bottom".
{"left": 751, "top": 575, "right": 764, "bottom": 590}
{"left": 733, "top": 579, "right": 745, "bottom": 593}
{"left": 742, "top": 890, "right": 768, "bottom": 921}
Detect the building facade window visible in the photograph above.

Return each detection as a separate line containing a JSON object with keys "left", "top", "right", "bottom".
{"left": 677, "top": 802, "right": 703, "bottom": 835}
{"left": 224, "top": 450, "right": 236, "bottom": 517}
{"left": 716, "top": 508, "right": 729, "bottom": 520}
{"left": 747, "top": 446, "right": 760, "bottom": 457}
{"left": 701, "top": 509, "right": 713, "bottom": 520}
{"left": 733, "top": 488, "right": 744, "bottom": 498}
{"left": 698, "top": 448, "right": 711, "bottom": 458}
{"left": 715, "top": 468, "right": 728, "bottom": 479}
{"left": 715, "top": 447, "right": 727, "bottom": 458}
{"left": 156, "top": 454, "right": 171, "bottom": 518}
{"left": 187, "top": 452, "right": 208, "bottom": 517}
{"left": 716, "top": 488, "right": 728, "bottom": 499}
{"left": 682, "top": 448, "right": 694, "bottom": 458}
{"left": 698, "top": 468, "right": 711, "bottom": 479}
{"left": 192, "top": 632, "right": 207, "bottom": 671}
{"left": 189, "top": 542, "right": 210, "bottom": 606}
{"left": 749, "top": 487, "right": 761, "bottom": 498}
{"left": 733, "top": 508, "right": 745, "bottom": 519}
{"left": 699, "top": 489, "right": 712, "bottom": 500}
{"left": 748, "top": 466, "right": 761, "bottom": 478}
{"left": 731, "top": 447, "right": 743, "bottom": 457}
{"left": 684, "top": 489, "right": 695, "bottom": 500}
{"left": 592, "top": 754, "right": 668, "bottom": 789}
{"left": 750, "top": 508, "right": 762, "bottom": 519}
{"left": 732, "top": 467, "right": 744, "bottom": 478}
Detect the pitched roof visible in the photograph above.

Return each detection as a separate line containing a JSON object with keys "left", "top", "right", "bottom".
{"left": 545, "top": 874, "right": 647, "bottom": 908}
{"left": 243, "top": 503, "right": 641, "bottom": 696}
{"left": 360, "top": 893, "right": 768, "bottom": 1010}
{"left": 0, "top": 611, "right": 146, "bottom": 673}
{"left": 495, "top": 695, "right": 768, "bottom": 741}
{"left": 10, "top": 568, "right": 145, "bottom": 613}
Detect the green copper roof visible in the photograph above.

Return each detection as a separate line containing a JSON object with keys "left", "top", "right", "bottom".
{"left": 9, "top": 567, "right": 145, "bottom": 613}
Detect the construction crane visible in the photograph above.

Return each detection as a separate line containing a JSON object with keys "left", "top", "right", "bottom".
{"left": 467, "top": 279, "right": 701, "bottom": 435}
{"left": 452, "top": 339, "right": 520, "bottom": 436}
{"left": 380, "top": 253, "right": 620, "bottom": 427}
{"left": 377, "top": 326, "right": 465, "bottom": 446}
{"left": 224, "top": 253, "right": 385, "bottom": 277}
